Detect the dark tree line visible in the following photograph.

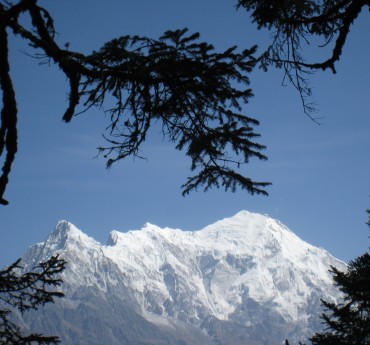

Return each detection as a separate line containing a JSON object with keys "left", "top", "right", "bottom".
{"left": 0, "top": 255, "right": 66, "bottom": 344}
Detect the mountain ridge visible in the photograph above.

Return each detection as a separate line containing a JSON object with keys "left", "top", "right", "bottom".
{"left": 20, "top": 211, "right": 346, "bottom": 345}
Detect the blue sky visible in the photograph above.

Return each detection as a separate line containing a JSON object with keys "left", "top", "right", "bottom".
{"left": 0, "top": 0, "right": 369, "bottom": 266}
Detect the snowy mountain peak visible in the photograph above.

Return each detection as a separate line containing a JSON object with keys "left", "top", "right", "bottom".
{"left": 54, "top": 220, "right": 82, "bottom": 236}
{"left": 47, "top": 220, "right": 84, "bottom": 245}
{"left": 142, "top": 222, "right": 159, "bottom": 230}
{"left": 45, "top": 220, "right": 76, "bottom": 249}
{"left": 194, "top": 211, "right": 303, "bottom": 258}
{"left": 34, "top": 221, "right": 101, "bottom": 259}
{"left": 21, "top": 211, "right": 347, "bottom": 345}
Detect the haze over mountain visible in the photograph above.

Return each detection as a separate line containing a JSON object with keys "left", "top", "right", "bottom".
{"left": 20, "top": 211, "right": 346, "bottom": 345}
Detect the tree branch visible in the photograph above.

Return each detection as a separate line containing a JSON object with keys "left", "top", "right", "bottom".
{"left": 0, "top": 17, "right": 18, "bottom": 205}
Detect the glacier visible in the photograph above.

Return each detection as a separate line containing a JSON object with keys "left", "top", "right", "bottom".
{"left": 19, "top": 211, "right": 346, "bottom": 345}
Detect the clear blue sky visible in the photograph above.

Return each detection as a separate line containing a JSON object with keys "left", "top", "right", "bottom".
{"left": 0, "top": 0, "right": 369, "bottom": 266}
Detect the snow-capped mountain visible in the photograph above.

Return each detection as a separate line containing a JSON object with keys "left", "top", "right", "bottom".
{"left": 20, "top": 211, "right": 346, "bottom": 345}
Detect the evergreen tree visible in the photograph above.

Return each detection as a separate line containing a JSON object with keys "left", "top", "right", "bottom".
{"left": 1, "top": 1, "right": 369, "bottom": 202}
{"left": 308, "top": 210, "right": 370, "bottom": 344}
{"left": 0, "top": 0, "right": 271, "bottom": 205}
{"left": 237, "top": 0, "right": 369, "bottom": 118}
{"left": 310, "top": 252, "right": 370, "bottom": 344}
{"left": 0, "top": 255, "right": 66, "bottom": 344}
{"left": 287, "top": 210, "right": 370, "bottom": 345}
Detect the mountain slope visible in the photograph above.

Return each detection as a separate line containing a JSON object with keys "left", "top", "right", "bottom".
{"left": 20, "top": 211, "right": 346, "bottom": 345}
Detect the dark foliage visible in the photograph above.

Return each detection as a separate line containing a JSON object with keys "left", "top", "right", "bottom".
{"left": 310, "top": 210, "right": 370, "bottom": 344}
{"left": 310, "top": 253, "right": 370, "bottom": 344}
{"left": 0, "top": 0, "right": 271, "bottom": 205}
{"left": 290, "top": 209, "right": 370, "bottom": 345}
{"left": 237, "top": 0, "right": 369, "bottom": 118}
{"left": 0, "top": 255, "right": 66, "bottom": 344}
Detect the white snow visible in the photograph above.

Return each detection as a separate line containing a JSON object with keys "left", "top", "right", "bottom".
{"left": 23, "top": 210, "right": 346, "bottom": 334}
